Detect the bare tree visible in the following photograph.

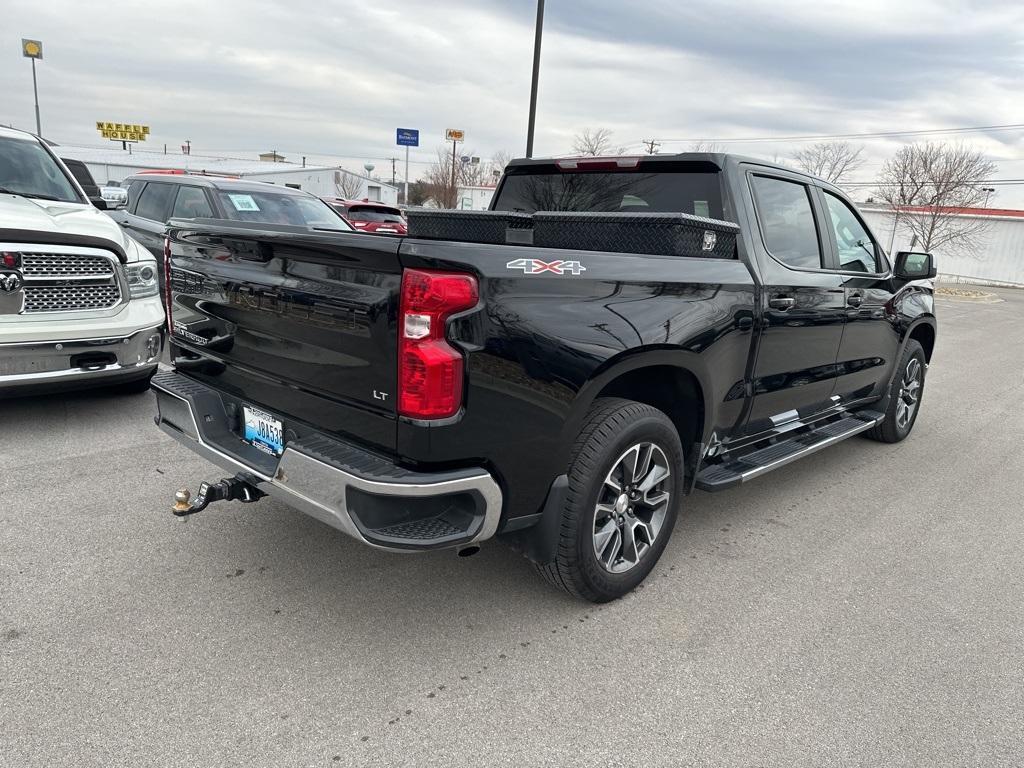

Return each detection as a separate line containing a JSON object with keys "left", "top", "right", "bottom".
{"left": 423, "top": 147, "right": 460, "bottom": 208}
{"left": 489, "top": 150, "right": 512, "bottom": 181}
{"left": 875, "top": 142, "right": 996, "bottom": 253}
{"left": 791, "top": 141, "right": 865, "bottom": 185}
{"left": 572, "top": 128, "right": 624, "bottom": 156}
{"left": 334, "top": 169, "right": 364, "bottom": 199}
{"left": 406, "top": 181, "right": 431, "bottom": 207}
{"left": 422, "top": 147, "right": 515, "bottom": 208}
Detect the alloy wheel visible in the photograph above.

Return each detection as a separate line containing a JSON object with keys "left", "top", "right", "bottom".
{"left": 592, "top": 442, "right": 672, "bottom": 574}
{"left": 896, "top": 358, "right": 923, "bottom": 430}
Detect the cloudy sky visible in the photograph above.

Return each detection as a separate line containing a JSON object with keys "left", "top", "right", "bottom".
{"left": 4, "top": 0, "right": 1023, "bottom": 202}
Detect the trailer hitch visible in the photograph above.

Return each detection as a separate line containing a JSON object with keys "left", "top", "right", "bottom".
{"left": 172, "top": 474, "right": 266, "bottom": 519}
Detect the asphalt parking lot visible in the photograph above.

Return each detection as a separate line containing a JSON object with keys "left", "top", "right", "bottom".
{"left": 3, "top": 288, "right": 1022, "bottom": 767}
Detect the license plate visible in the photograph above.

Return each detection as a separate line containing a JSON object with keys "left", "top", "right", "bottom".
{"left": 243, "top": 406, "right": 284, "bottom": 456}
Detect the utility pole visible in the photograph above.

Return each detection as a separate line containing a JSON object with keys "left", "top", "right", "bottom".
{"left": 390, "top": 157, "right": 397, "bottom": 185}
{"left": 642, "top": 139, "right": 660, "bottom": 155}
{"left": 525, "top": 0, "right": 545, "bottom": 158}
{"left": 183, "top": 139, "right": 191, "bottom": 155}
{"left": 450, "top": 139, "right": 458, "bottom": 208}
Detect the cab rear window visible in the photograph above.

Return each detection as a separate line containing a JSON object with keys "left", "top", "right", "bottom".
{"left": 493, "top": 163, "right": 725, "bottom": 219}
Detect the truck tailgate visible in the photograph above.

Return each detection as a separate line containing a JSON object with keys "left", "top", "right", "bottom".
{"left": 166, "top": 224, "right": 401, "bottom": 452}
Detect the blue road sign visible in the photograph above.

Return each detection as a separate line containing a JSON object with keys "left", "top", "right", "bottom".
{"left": 397, "top": 128, "right": 419, "bottom": 147}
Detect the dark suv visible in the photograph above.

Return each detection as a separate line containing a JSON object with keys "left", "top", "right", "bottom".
{"left": 109, "top": 173, "right": 352, "bottom": 266}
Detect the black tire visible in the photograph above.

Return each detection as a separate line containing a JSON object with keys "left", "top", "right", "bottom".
{"left": 864, "top": 340, "right": 926, "bottom": 443}
{"left": 535, "top": 397, "right": 684, "bottom": 603}
{"left": 113, "top": 371, "right": 156, "bottom": 395}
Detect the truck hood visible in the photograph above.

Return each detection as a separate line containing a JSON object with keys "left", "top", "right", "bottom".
{"left": 0, "top": 194, "right": 140, "bottom": 262}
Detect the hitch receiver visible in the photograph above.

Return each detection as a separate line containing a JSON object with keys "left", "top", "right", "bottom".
{"left": 172, "top": 474, "right": 265, "bottom": 519}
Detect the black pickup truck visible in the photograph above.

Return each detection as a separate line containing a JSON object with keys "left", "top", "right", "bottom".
{"left": 153, "top": 153, "right": 937, "bottom": 602}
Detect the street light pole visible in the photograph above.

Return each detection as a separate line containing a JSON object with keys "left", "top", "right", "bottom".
{"left": 31, "top": 58, "right": 41, "bottom": 136}
{"left": 982, "top": 187, "right": 995, "bottom": 208}
{"left": 525, "top": 0, "right": 545, "bottom": 158}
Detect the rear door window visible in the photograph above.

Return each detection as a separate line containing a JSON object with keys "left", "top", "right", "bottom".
{"left": 134, "top": 182, "right": 176, "bottom": 222}
{"left": 171, "top": 185, "right": 214, "bottom": 219}
{"left": 750, "top": 175, "right": 823, "bottom": 270}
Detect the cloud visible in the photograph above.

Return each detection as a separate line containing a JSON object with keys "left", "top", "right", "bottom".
{"left": 2, "top": 0, "right": 1021, "bottom": 202}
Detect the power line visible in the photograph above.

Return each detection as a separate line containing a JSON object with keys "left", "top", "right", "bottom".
{"left": 654, "top": 122, "right": 1024, "bottom": 145}
{"left": 843, "top": 178, "right": 1024, "bottom": 187}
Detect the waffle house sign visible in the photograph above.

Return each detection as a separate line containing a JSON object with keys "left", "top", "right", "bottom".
{"left": 96, "top": 122, "right": 150, "bottom": 142}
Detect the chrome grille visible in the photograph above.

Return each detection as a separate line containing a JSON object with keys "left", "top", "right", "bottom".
{"left": 20, "top": 253, "right": 115, "bottom": 278}
{"left": 14, "top": 250, "right": 123, "bottom": 313}
{"left": 23, "top": 284, "right": 122, "bottom": 312}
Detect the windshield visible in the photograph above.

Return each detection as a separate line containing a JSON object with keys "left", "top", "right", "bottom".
{"left": 215, "top": 190, "right": 353, "bottom": 230}
{"left": 493, "top": 164, "right": 725, "bottom": 219}
{"left": 346, "top": 206, "right": 404, "bottom": 223}
{"left": 0, "top": 136, "right": 84, "bottom": 203}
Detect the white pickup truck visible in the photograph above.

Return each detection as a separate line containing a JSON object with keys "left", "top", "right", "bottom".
{"left": 0, "top": 126, "right": 164, "bottom": 395}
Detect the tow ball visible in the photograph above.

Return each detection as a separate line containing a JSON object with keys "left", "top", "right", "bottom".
{"left": 172, "top": 474, "right": 266, "bottom": 520}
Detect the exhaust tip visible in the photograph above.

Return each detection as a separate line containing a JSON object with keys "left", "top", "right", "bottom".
{"left": 456, "top": 544, "right": 481, "bottom": 558}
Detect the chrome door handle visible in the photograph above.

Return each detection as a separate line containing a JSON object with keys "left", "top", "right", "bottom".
{"left": 768, "top": 297, "right": 796, "bottom": 311}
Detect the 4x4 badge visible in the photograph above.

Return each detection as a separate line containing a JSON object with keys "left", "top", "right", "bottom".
{"left": 506, "top": 258, "right": 586, "bottom": 276}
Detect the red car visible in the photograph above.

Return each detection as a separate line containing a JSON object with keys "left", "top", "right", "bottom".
{"left": 325, "top": 199, "right": 407, "bottom": 235}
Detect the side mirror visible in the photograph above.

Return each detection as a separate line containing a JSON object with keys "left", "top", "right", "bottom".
{"left": 894, "top": 251, "right": 936, "bottom": 281}
{"left": 90, "top": 196, "right": 109, "bottom": 211}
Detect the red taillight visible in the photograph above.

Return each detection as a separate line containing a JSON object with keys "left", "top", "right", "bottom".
{"left": 163, "top": 235, "right": 173, "bottom": 333}
{"left": 398, "top": 269, "right": 478, "bottom": 420}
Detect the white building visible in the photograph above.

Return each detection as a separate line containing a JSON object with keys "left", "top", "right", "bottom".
{"left": 861, "top": 205, "right": 1024, "bottom": 288}
{"left": 456, "top": 184, "right": 497, "bottom": 210}
{"left": 53, "top": 145, "right": 399, "bottom": 206}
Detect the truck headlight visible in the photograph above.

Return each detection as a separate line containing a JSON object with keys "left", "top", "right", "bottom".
{"left": 126, "top": 261, "right": 159, "bottom": 298}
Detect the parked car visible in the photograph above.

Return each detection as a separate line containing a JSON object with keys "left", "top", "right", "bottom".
{"left": 100, "top": 180, "right": 128, "bottom": 207}
{"left": 107, "top": 172, "right": 352, "bottom": 280}
{"left": 154, "top": 152, "right": 937, "bottom": 602}
{"left": 325, "top": 198, "right": 407, "bottom": 235}
{"left": 0, "top": 127, "right": 164, "bottom": 395}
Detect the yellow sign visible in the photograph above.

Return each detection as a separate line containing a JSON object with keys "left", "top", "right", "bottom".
{"left": 96, "top": 122, "right": 150, "bottom": 142}
{"left": 22, "top": 39, "right": 43, "bottom": 59}
{"left": 445, "top": 128, "right": 465, "bottom": 142}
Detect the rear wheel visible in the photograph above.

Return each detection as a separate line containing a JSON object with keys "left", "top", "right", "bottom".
{"left": 535, "top": 398, "right": 683, "bottom": 603}
{"left": 865, "top": 340, "right": 926, "bottom": 443}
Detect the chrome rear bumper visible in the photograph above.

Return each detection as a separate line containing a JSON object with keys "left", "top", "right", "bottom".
{"left": 152, "top": 371, "right": 503, "bottom": 552}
